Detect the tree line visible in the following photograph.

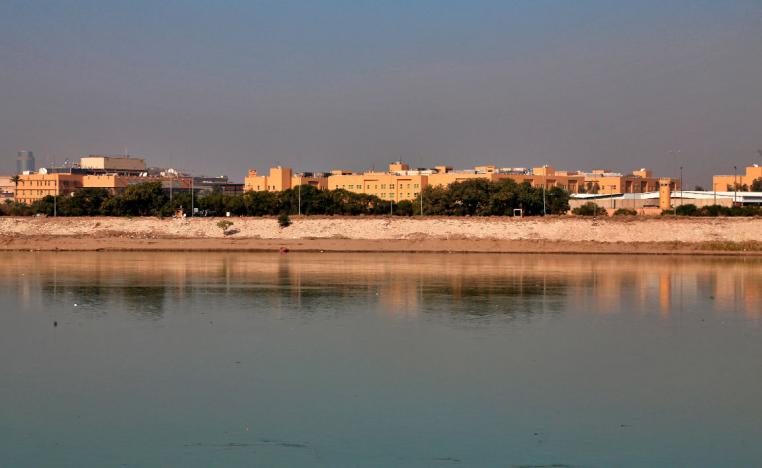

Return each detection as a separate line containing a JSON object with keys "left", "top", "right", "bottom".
{"left": 572, "top": 201, "right": 762, "bottom": 217}
{"left": 1, "top": 179, "right": 569, "bottom": 217}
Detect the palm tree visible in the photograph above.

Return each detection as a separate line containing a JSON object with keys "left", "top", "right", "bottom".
{"left": 10, "top": 175, "right": 20, "bottom": 202}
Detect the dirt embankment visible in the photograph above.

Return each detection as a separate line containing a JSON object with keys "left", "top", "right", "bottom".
{"left": 0, "top": 216, "right": 760, "bottom": 254}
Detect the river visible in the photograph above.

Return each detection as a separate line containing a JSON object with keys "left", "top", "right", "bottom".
{"left": 1, "top": 252, "right": 761, "bottom": 467}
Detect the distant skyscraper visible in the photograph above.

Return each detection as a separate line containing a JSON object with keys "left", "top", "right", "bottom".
{"left": 16, "top": 151, "right": 35, "bottom": 174}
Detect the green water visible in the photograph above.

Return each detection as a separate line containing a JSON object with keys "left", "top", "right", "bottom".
{"left": 1, "top": 252, "right": 761, "bottom": 467}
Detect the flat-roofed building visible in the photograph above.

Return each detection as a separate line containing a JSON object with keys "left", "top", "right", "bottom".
{"left": 0, "top": 176, "right": 16, "bottom": 201}
{"left": 244, "top": 167, "right": 328, "bottom": 192}
{"left": 81, "top": 174, "right": 150, "bottom": 194}
{"left": 80, "top": 155, "right": 146, "bottom": 173}
{"left": 244, "top": 167, "right": 292, "bottom": 192}
{"left": 581, "top": 168, "right": 671, "bottom": 195}
{"left": 292, "top": 172, "right": 329, "bottom": 190}
{"left": 14, "top": 172, "right": 84, "bottom": 204}
{"left": 327, "top": 164, "right": 427, "bottom": 202}
{"left": 243, "top": 162, "right": 674, "bottom": 199}
{"left": 427, "top": 165, "right": 584, "bottom": 193}
{"left": 713, "top": 164, "right": 762, "bottom": 192}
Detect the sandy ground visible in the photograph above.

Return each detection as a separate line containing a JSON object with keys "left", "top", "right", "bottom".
{"left": 0, "top": 216, "right": 760, "bottom": 254}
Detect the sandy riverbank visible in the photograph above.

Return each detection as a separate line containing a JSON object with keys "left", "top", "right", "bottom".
{"left": 0, "top": 216, "right": 760, "bottom": 254}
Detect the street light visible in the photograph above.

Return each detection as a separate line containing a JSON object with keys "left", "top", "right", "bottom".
{"left": 734, "top": 165, "right": 738, "bottom": 205}
{"left": 542, "top": 169, "right": 547, "bottom": 216}
{"left": 668, "top": 150, "right": 681, "bottom": 211}
{"left": 680, "top": 165, "right": 683, "bottom": 207}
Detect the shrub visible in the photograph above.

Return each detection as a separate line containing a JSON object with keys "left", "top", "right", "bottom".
{"left": 613, "top": 208, "right": 637, "bottom": 216}
{"left": 675, "top": 204, "right": 699, "bottom": 216}
{"left": 278, "top": 213, "right": 291, "bottom": 227}
{"left": 216, "top": 220, "right": 233, "bottom": 234}
{"left": 572, "top": 202, "right": 603, "bottom": 216}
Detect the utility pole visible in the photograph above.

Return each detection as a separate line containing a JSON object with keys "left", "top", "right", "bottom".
{"left": 191, "top": 176, "right": 195, "bottom": 217}
{"left": 420, "top": 190, "right": 423, "bottom": 216}
{"left": 734, "top": 165, "right": 738, "bottom": 205}
{"left": 298, "top": 183, "right": 301, "bottom": 216}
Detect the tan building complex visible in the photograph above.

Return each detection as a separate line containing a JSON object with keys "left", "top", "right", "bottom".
{"left": 713, "top": 164, "right": 762, "bottom": 191}
{"left": 15, "top": 173, "right": 86, "bottom": 205}
{"left": 244, "top": 162, "right": 673, "bottom": 201}
{"left": 244, "top": 167, "right": 328, "bottom": 192}
{"left": 327, "top": 162, "right": 427, "bottom": 201}
{"left": 581, "top": 168, "right": 674, "bottom": 194}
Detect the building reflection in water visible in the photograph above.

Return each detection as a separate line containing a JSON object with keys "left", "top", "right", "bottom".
{"left": 0, "top": 252, "right": 760, "bottom": 322}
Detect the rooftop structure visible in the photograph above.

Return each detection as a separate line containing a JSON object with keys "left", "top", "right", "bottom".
{"left": 80, "top": 155, "right": 147, "bottom": 173}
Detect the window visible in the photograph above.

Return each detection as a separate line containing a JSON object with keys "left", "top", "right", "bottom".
{"left": 390, "top": 184, "right": 395, "bottom": 189}
{"left": 414, "top": 184, "right": 419, "bottom": 188}
{"left": 381, "top": 184, "right": 386, "bottom": 189}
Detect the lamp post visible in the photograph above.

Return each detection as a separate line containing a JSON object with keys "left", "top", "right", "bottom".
{"left": 668, "top": 150, "right": 681, "bottom": 208}
{"left": 733, "top": 165, "right": 738, "bottom": 205}
{"left": 298, "top": 183, "right": 301, "bottom": 216}
{"left": 680, "top": 165, "right": 683, "bottom": 207}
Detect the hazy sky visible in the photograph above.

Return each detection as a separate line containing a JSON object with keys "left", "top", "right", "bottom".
{"left": 1, "top": 0, "right": 761, "bottom": 184}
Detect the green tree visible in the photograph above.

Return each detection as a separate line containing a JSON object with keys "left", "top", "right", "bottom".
{"left": 102, "top": 182, "right": 167, "bottom": 216}
{"left": 545, "top": 186, "right": 571, "bottom": 215}
{"left": 751, "top": 178, "right": 762, "bottom": 192}
{"left": 278, "top": 213, "right": 291, "bottom": 227}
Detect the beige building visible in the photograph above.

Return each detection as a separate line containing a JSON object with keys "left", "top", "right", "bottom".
{"left": 327, "top": 162, "right": 427, "bottom": 201}
{"left": 581, "top": 168, "right": 673, "bottom": 195}
{"left": 15, "top": 172, "right": 168, "bottom": 204}
{"left": 79, "top": 155, "right": 146, "bottom": 172}
{"left": 15, "top": 173, "right": 85, "bottom": 205}
{"left": 713, "top": 164, "right": 762, "bottom": 191}
{"left": 0, "top": 176, "right": 16, "bottom": 201}
{"left": 243, "top": 162, "right": 675, "bottom": 201}
{"left": 244, "top": 167, "right": 328, "bottom": 192}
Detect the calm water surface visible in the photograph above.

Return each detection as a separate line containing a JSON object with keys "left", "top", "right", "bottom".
{"left": 1, "top": 252, "right": 761, "bottom": 467}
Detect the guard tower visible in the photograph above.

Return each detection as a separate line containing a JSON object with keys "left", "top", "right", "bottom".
{"left": 659, "top": 178, "right": 673, "bottom": 211}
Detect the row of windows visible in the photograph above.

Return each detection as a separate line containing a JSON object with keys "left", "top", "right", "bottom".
{"left": 379, "top": 193, "right": 418, "bottom": 199}
{"left": 16, "top": 190, "right": 59, "bottom": 195}
{"left": 340, "top": 183, "right": 420, "bottom": 190}
{"left": 18, "top": 180, "right": 58, "bottom": 187}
